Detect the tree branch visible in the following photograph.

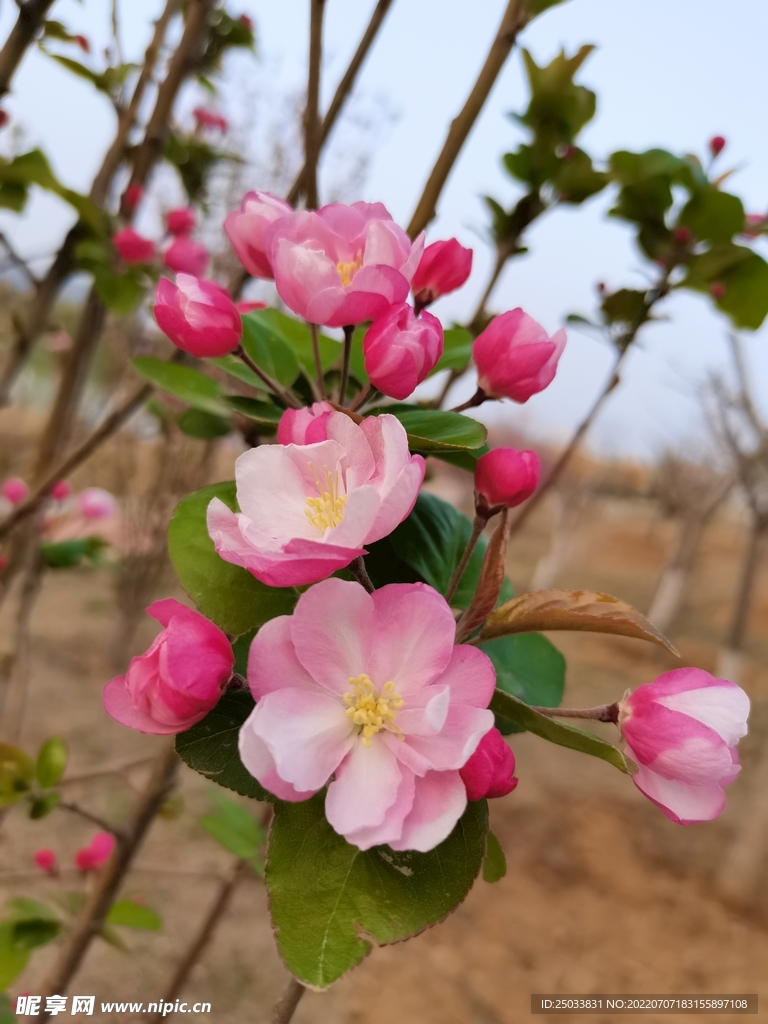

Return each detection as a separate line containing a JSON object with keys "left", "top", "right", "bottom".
{"left": 57, "top": 800, "right": 126, "bottom": 840}
{"left": 302, "top": 0, "right": 326, "bottom": 210}
{"left": 272, "top": 978, "right": 306, "bottom": 1024}
{"left": 0, "top": 0, "right": 56, "bottom": 99}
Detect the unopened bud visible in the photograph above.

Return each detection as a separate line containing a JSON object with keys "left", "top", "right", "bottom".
{"left": 673, "top": 225, "right": 692, "bottom": 245}
{"left": 709, "top": 135, "right": 726, "bottom": 157}
{"left": 710, "top": 281, "right": 726, "bottom": 300}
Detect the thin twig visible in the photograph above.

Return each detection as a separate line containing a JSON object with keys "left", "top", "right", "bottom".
{"left": 58, "top": 756, "right": 157, "bottom": 788}
{"left": 349, "top": 556, "right": 374, "bottom": 594}
{"left": 0, "top": 0, "right": 56, "bottom": 99}
{"left": 57, "top": 801, "right": 126, "bottom": 840}
{"left": 0, "top": 231, "right": 39, "bottom": 287}
{"left": 272, "top": 977, "right": 306, "bottom": 1024}
{"left": 303, "top": 0, "right": 326, "bottom": 210}
{"left": 338, "top": 324, "right": 354, "bottom": 405}
{"left": 445, "top": 514, "right": 486, "bottom": 604}
{"left": 527, "top": 703, "right": 619, "bottom": 723}
{"left": 235, "top": 345, "right": 303, "bottom": 409}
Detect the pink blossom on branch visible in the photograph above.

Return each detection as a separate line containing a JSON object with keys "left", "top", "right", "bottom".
{"left": 193, "top": 106, "right": 229, "bottom": 132}
{"left": 618, "top": 668, "right": 750, "bottom": 824}
{"left": 239, "top": 578, "right": 496, "bottom": 851}
{"left": 154, "top": 274, "right": 241, "bottom": 358}
{"left": 411, "top": 238, "right": 473, "bottom": 307}
{"left": 103, "top": 598, "right": 234, "bottom": 735}
{"left": 2, "top": 477, "right": 29, "bottom": 505}
{"left": 74, "top": 832, "right": 115, "bottom": 872}
{"left": 207, "top": 412, "right": 425, "bottom": 587}
{"left": 166, "top": 206, "right": 196, "bottom": 237}
{"left": 363, "top": 302, "right": 443, "bottom": 400}
{"left": 33, "top": 849, "right": 58, "bottom": 875}
{"left": 276, "top": 401, "right": 334, "bottom": 445}
{"left": 474, "top": 448, "right": 540, "bottom": 511}
{"left": 163, "top": 237, "right": 210, "bottom": 277}
{"left": 473, "top": 308, "right": 566, "bottom": 403}
{"left": 78, "top": 488, "right": 116, "bottom": 520}
{"left": 50, "top": 480, "right": 71, "bottom": 501}
{"left": 270, "top": 201, "right": 425, "bottom": 328}
{"left": 459, "top": 727, "right": 518, "bottom": 801}
{"left": 224, "top": 190, "right": 293, "bottom": 279}
{"left": 113, "top": 227, "right": 156, "bottom": 265}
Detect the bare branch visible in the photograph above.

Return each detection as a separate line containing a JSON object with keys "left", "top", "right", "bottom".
{"left": 0, "top": 0, "right": 56, "bottom": 99}
{"left": 302, "top": 0, "right": 326, "bottom": 210}
{"left": 0, "top": 231, "right": 39, "bottom": 287}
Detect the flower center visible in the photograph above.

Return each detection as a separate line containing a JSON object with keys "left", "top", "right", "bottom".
{"left": 305, "top": 463, "right": 347, "bottom": 532}
{"left": 343, "top": 674, "right": 404, "bottom": 746}
{"left": 336, "top": 250, "right": 363, "bottom": 288}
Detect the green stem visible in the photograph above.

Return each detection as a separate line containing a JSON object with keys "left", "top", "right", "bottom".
{"left": 528, "top": 703, "right": 619, "bottom": 723}
{"left": 339, "top": 325, "right": 354, "bottom": 405}
{"left": 235, "top": 346, "right": 302, "bottom": 409}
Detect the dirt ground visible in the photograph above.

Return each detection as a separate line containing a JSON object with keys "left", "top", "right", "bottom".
{"left": 2, "top": 461, "right": 768, "bottom": 1023}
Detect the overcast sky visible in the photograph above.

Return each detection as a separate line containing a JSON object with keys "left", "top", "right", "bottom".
{"left": 2, "top": 0, "right": 768, "bottom": 458}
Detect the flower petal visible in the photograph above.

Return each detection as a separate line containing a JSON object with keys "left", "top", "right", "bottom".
{"left": 326, "top": 737, "right": 403, "bottom": 835}
{"left": 340, "top": 767, "right": 417, "bottom": 850}
{"left": 291, "top": 578, "right": 375, "bottom": 692}
{"left": 247, "top": 615, "right": 318, "bottom": 700}
{"left": 389, "top": 769, "right": 468, "bottom": 852}
{"left": 628, "top": 749, "right": 730, "bottom": 824}
{"left": 239, "top": 709, "right": 319, "bottom": 802}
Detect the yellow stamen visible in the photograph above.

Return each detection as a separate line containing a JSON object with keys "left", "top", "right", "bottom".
{"left": 305, "top": 463, "right": 347, "bottom": 532}
{"left": 343, "top": 674, "right": 404, "bottom": 746}
{"left": 336, "top": 250, "right": 363, "bottom": 287}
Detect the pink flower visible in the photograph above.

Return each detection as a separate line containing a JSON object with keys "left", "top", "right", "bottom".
{"left": 474, "top": 448, "right": 540, "bottom": 511}
{"left": 79, "top": 488, "right": 116, "bottom": 520}
{"left": 743, "top": 214, "right": 768, "bottom": 239}
{"left": 235, "top": 300, "right": 267, "bottom": 315}
{"left": 113, "top": 227, "right": 156, "bottom": 265}
{"left": 277, "top": 401, "right": 334, "bottom": 445}
{"left": 411, "top": 238, "right": 473, "bottom": 306}
{"left": 75, "top": 832, "right": 115, "bottom": 872}
{"left": 163, "top": 237, "right": 209, "bottom": 277}
{"left": 154, "top": 274, "right": 241, "bottom": 357}
{"left": 33, "top": 849, "right": 58, "bottom": 875}
{"left": 2, "top": 477, "right": 29, "bottom": 504}
{"left": 473, "top": 309, "right": 566, "bottom": 403}
{"left": 270, "top": 201, "right": 424, "bottom": 328}
{"left": 363, "top": 302, "right": 443, "bottom": 401}
{"left": 193, "top": 106, "right": 228, "bottom": 132}
{"left": 239, "top": 13, "right": 254, "bottom": 31}
{"left": 0, "top": 110, "right": 9, "bottom": 129}
{"left": 73, "top": 34, "right": 90, "bottom": 53}
{"left": 124, "top": 183, "right": 144, "bottom": 213}
{"left": 240, "top": 578, "right": 496, "bottom": 851}
{"left": 709, "top": 135, "right": 726, "bottom": 157}
{"left": 618, "top": 668, "right": 750, "bottom": 824}
{"left": 459, "top": 728, "right": 518, "bottom": 800}
{"left": 166, "top": 206, "right": 196, "bottom": 237}
{"left": 47, "top": 330, "right": 71, "bottom": 353}
{"left": 224, "top": 191, "right": 293, "bottom": 280}
{"left": 103, "top": 598, "right": 234, "bottom": 735}
{"left": 207, "top": 412, "right": 425, "bottom": 587}
{"left": 50, "top": 480, "right": 71, "bottom": 501}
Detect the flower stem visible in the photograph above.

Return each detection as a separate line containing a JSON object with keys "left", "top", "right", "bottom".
{"left": 57, "top": 801, "right": 126, "bottom": 841}
{"left": 272, "top": 977, "right": 306, "bottom": 1024}
{"left": 309, "top": 321, "right": 326, "bottom": 398}
{"left": 339, "top": 324, "right": 354, "bottom": 405}
{"left": 528, "top": 703, "right": 620, "bottom": 723}
{"left": 445, "top": 514, "right": 486, "bottom": 604}
{"left": 349, "top": 555, "right": 375, "bottom": 594}
{"left": 450, "top": 387, "right": 487, "bottom": 413}
{"left": 235, "top": 345, "right": 302, "bottom": 409}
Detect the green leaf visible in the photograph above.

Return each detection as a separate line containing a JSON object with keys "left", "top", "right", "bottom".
{"left": 0, "top": 149, "right": 103, "bottom": 231}
{"left": 93, "top": 268, "right": 146, "bottom": 315}
{"left": 241, "top": 312, "right": 301, "bottom": 389}
{"left": 29, "top": 792, "right": 61, "bottom": 818}
{"left": 42, "top": 19, "right": 76, "bottom": 42}
{"left": 679, "top": 187, "right": 745, "bottom": 244}
{"left": 553, "top": 148, "right": 609, "bottom": 204}
{"left": 432, "top": 328, "right": 473, "bottom": 375}
{"left": 177, "top": 408, "right": 232, "bottom": 439}
{"left": 489, "top": 689, "right": 637, "bottom": 774}
{"left": 10, "top": 918, "right": 61, "bottom": 950}
{"left": 381, "top": 407, "right": 487, "bottom": 452}
{"left": 0, "top": 992, "right": 16, "bottom": 1024}
{"left": 200, "top": 791, "right": 265, "bottom": 859}
{"left": 601, "top": 288, "right": 647, "bottom": 330}
{"left": 429, "top": 443, "right": 490, "bottom": 473}
{"left": 482, "top": 633, "right": 565, "bottom": 735}
{"left": 255, "top": 309, "right": 340, "bottom": 383}
{"left": 7, "top": 898, "right": 59, "bottom": 922}
{"left": 683, "top": 244, "right": 768, "bottom": 330}
{"left": 40, "top": 536, "right": 106, "bottom": 568}
{"left": 132, "top": 357, "right": 226, "bottom": 416}
{"left": 224, "top": 396, "right": 283, "bottom": 425}
{"left": 266, "top": 794, "right": 488, "bottom": 987}
{"left": 176, "top": 691, "right": 267, "bottom": 800}
{"left": 107, "top": 900, "right": 161, "bottom": 931}
{"left": 482, "top": 830, "right": 506, "bottom": 883}
{"left": 0, "top": 743, "right": 34, "bottom": 807}
{"left": 35, "top": 737, "right": 68, "bottom": 788}
{"left": 209, "top": 354, "right": 265, "bottom": 390}
{"left": 0, "top": 922, "right": 30, "bottom": 988}
{"left": 168, "top": 482, "right": 297, "bottom": 634}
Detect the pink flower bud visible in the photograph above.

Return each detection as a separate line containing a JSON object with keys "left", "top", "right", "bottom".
{"left": 73, "top": 34, "right": 90, "bottom": 53}
{"left": 163, "top": 237, "right": 209, "bottom": 277}
{"left": 710, "top": 281, "right": 726, "bottom": 300}
{"left": 618, "top": 668, "right": 749, "bottom": 824}
{"left": 236, "top": 300, "right": 267, "bottom": 314}
{"left": 193, "top": 106, "right": 229, "bottom": 132}
{"left": 709, "top": 135, "right": 726, "bottom": 157}
{"left": 239, "top": 13, "right": 254, "bottom": 30}
{"left": 166, "top": 207, "right": 196, "bottom": 237}
{"left": 103, "top": 598, "right": 234, "bottom": 734}
{"left": 75, "top": 832, "right": 115, "bottom": 872}
{"left": 113, "top": 227, "right": 155, "bottom": 265}
{"left": 673, "top": 225, "right": 692, "bottom": 244}
{"left": 33, "top": 849, "right": 58, "bottom": 875}
{"left": 50, "top": 480, "right": 71, "bottom": 501}
{"left": 459, "top": 728, "right": 518, "bottom": 801}
{"left": 743, "top": 213, "right": 767, "bottom": 238}
{"left": 124, "top": 183, "right": 144, "bottom": 213}
{"left": 276, "top": 401, "right": 334, "bottom": 445}
{"left": 473, "top": 308, "right": 566, "bottom": 403}
{"left": 474, "top": 448, "right": 540, "bottom": 511}
{"left": 78, "top": 487, "right": 116, "bottom": 520}
{"left": 0, "top": 110, "right": 9, "bottom": 129}
{"left": 154, "top": 275, "right": 241, "bottom": 358}
{"left": 224, "top": 190, "right": 293, "bottom": 280}
{"left": 2, "top": 477, "right": 29, "bottom": 505}
{"left": 47, "top": 330, "right": 71, "bottom": 352}
{"left": 363, "top": 302, "right": 443, "bottom": 400}
{"left": 411, "top": 238, "right": 473, "bottom": 306}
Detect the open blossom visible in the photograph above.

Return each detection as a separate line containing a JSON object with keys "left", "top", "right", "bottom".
{"left": 163, "top": 237, "right": 209, "bottom": 277}
{"left": 154, "top": 274, "right": 241, "bottom": 357}
{"left": 79, "top": 488, "right": 116, "bottom": 520}
{"left": 167, "top": 206, "right": 196, "bottom": 237}
{"left": 474, "top": 448, "right": 540, "bottom": 511}
{"left": 459, "top": 728, "right": 518, "bottom": 801}
{"left": 224, "top": 190, "right": 292, "bottom": 279}
{"left": 75, "top": 832, "right": 115, "bottom": 872}
{"left": 411, "top": 238, "right": 473, "bottom": 306}
{"left": 277, "top": 401, "right": 334, "bottom": 445}
{"left": 363, "top": 302, "right": 443, "bottom": 400}
{"left": 33, "top": 849, "right": 58, "bottom": 875}
{"left": 207, "top": 412, "right": 424, "bottom": 587}
{"left": 270, "top": 201, "right": 424, "bottom": 328}
{"left": 103, "top": 598, "right": 234, "bottom": 735}
{"left": 473, "top": 308, "right": 566, "bottom": 403}
{"left": 618, "top": 668, "right": 750, "bottom": 824}
{"left": 2, "top": 477, "right": 28, "bottom": 504}
{"left": 113, "top": 227, "right": 155, "bottom": 264}
{"left": 240, "top": 579, "right": 496, "bottom": 851}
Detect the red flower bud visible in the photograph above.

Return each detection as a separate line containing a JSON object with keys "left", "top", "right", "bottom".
{"left": 113, "top": 227, "right": 155, "bottom": 265}
{"left": 673, "top": 225, "right": 692, "bottom": 245}
{"left": 0, "top": 110, "right": 9, "bottom": 128}
{"left": 474, "top": 447, "right": 540, "bottom": 512}
{"left": 33, "top": 849, "right": 58, "bottom": 875}
{"left": 709, "top": 135, "right": 726, "bottom": 157}
{"left": 124, "top": 183, "right": 144, "bottom": 213}
{"left": 411, "top": 238, "right": 473, "bottom": 306}
{"left": 710, "top": 281, "right": 726, "bottom": 300}
{"left": 73, "top": 34, "right": 90, "bottom": 53}
{"left": 459, "top": 728, "right": 518, "bottom": 801}
{"left": 239, "top": 13, "right": 254, "bottom": 31}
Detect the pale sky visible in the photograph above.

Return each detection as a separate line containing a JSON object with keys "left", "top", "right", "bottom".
{"left": 2, "top": 0, "right": 768, "bottom": 458}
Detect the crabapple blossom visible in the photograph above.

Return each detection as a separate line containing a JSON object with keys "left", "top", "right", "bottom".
{"left": 618, "top": 668, "right": 750, "bottom": 824}
{"left": 166, "top": 206, "right": 196, "bottom": 236}
{"left": 33, "top": 849, "right": 58, "bottom": 875}
{"left": 50, "top": 480, "right": 71, "bottom": 501}
{"left": 75, "top": 832, "right": 115, "bottom": 871}
{"left": 363, "top": 302, "right": 443, "bottom": 400}
{"left": 239, "top": 578, "right": 496, "bottom": 851}
{"left": 224, "top": 190, "right": 292, "bottom": 279}
{"left": 193, "top": 106, "right": 228, "bottom": 131}
{"left": 276, "top": 401, "right": 334, "bottom": 445}
{"left": 207, "top": 412, "right": 425, "bottom": 587}
{"left": 113, "top": 227, "right": 155, "bottom": 264}
{"left": 269, "top": 201, "right": 424, "bottom": 328}
{"left": 459, "top": 727, "right": 518, "bottom": 801}
{"left": 78, "top": 488, "right": 116, "bottom": 520}
{"left": 411, "top": 238, "right": 473, "bottom": 306}
{"left": 2, "top": 477, "right": 28, "bottom": 504}
{"left": 474, "top": 448, "right": 540, "bottom": 512}
{"left": 103, "top": 598, "right": 234, "bottom": 735}
{"left": 473, "top": 308, "right": 566, "bottom": 403}
{"left": 154, "top": 274, "right": 241, "bottom": 357}
{"left": 709, "top": 135, "right": 726, "bottom": 156}
{"left": 236, "top": 300, "right": 267, "bottom": 315}
{"left": 163, "top": 237, "right": 209, "bottom": 277}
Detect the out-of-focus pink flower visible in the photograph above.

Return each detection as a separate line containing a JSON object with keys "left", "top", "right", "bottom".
{"left": 276, "top": 401, "right": 334, "bottom": 445}
{"left": 79, "top": 488, "right": 116, "bottom": 520}
{"left": 224, "top": 191, "right": 293, "bottom": 279}
{"left": 239, "top": 13, "right": 254, "bottom": 31}
{"left": 73, "top": 34, "right": 90, "bottom": 53}
{"left": 103, "top": 598, "right": 234, "bottom": 735}
{"left": 166, "top": 207, "right": 196, "bottom": 237}
{"left": 163, "top": 237, "right": 209, "bottom": 277}
{"left": 124, "top": 183, "right": 144, "bottom": 214}
{"left": 2, "top": 478, "right": 29, "bottom": 505}
{"left": 235, "top": 300, "right": 267, "bottom": 314}
{"left": 709, "top": 135, "right": 726, "bottom": 157}
{"left": 0, "top": 110, "right": 9, "bottom": 129}
{"left": 207, "top": 412, "right": 425, "bottom": 587}
{"left": 363, "top": 302, "right": 443, "bottom": 400}
{"left": 473, "top": 308, "right": 566, "bottom": 403}
{"left": 240, "top": 578, "right": 496, "bottom": 850}
{"left": 411, "top": 238, "right": 473, "bottom": 307}
{"left": 710, "top": 282, "right": 726, "bottom": 300}
{"left": 0, "top": 553, "right": 8, "bottom": 573}
{"left": 113, "top": 227, "right": 155, "bottom": 265}
{"left": 270, "top": 201, "right": 424, "bottom": 328}
{"left": 672, "top": 225, "right": 692, "bottom": 245}
{"left": 618, "top": 668, "right": 749, "bottom": 824}
{"left": 193, "top": 106, "right": 229, "bottom": 132}
{"left": 50, "top": 480, "right": 71, "bottom": 501}
{"left": 154, "top": 274, "right": 241, "bottom": 358}
{"left": 33, "top": 849, "right": 58, "bottom": 875}
{"left": 75, "top": 832, "right": 115, "bottom": 872}
{"left": 47, "top": 330, "right": 72, "bottom": 353}
{"left": 474, "top": 448, "right": 540, "bottom": 512}
{"left": 459, "top": 727, "right": 518, "bottom": 801}
{"left": 743, "top": 214, "right": 768, "bottom": 238}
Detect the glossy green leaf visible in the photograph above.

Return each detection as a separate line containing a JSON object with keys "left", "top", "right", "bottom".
{"left": 177, "top": 408, "right": 232, "bottom": 439}
{"left": 430, "top": 444, "right": 490, "bottom": 472}
{"left": 132, "top": 357, "right": 226, "bottom": 416}
{"left": 208, "top": 354, "right": 265, "bottom": 390}
{"left": 0, "top": 743, "right": 34, "bottom": 807}
{"left": 266, "top": 793, "right": 488, "bottom": 987}
{"left": 432, "top": 328, "right": 473, "bottom": 375}
{"left": 382, "top": 407, "right": 487, "bottom": 452}
{"left": 241, "top": 312, "right": 301, "bottom": 388}
{"left": 35, "top": 737, "right": 68, "bottom": 789}
{"left": 0, "top": 922, "right": 30, "bottom": 988}
{"left": 200, "top": 791, "right": 265, "bottom": 859}
{"left": 224, "top": 396, "right": 283, "bottom": 425}
{"left": 679, "top": 188, "right": 744, "bottom": 244}
{"left": 255, "top": 308, "right": 340, "bottom": 382}
{"left": 482, "top": 830, "right": 506, "bottom": 883}
{"left": 168, "top": 482, "right": 298, "bottom": 634}
{"left": 683, "top": 244, "right": 768, "bottom": 330}
{"left": 107, "top": 900, "right": 161, "bottom": 931}
{"left": 482, "top": 633, "right": 565, "bottom": 735}
{"left": 40, "top": 536, "right": 106, "bottom": 569}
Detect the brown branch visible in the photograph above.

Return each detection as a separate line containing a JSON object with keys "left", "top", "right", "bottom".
{"left": 58, "top": 755, "right": 157, "bottom": 788}
{"left": 302, "top": 0, "right": 326, "bottom": 211}
{"left": 528, "top": 703, "right": 619, "bottom": 723}
{"left": 0, "top": 230, "right": 39, "bottom": 286}
{"left": 272, "top": 978, "right": 306, "bottom": 1024}
{"left": 57, "top": 800, "right": 126, "bottom": 840}
{"left": 0, "top": 0, "right": 56, "bottom": 99}
{"left": 724, "top": 519, "right": 766, "bottom": 653}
